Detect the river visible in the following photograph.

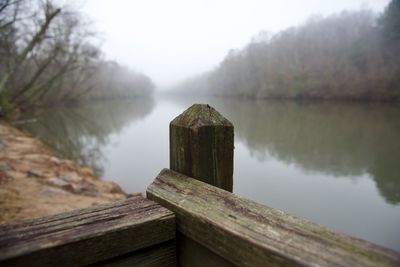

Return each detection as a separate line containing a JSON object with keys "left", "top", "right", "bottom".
{"left": 19, "top": 95, "right": 400, "bottom": 251}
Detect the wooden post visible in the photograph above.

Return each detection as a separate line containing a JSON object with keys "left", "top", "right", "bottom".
{"left": 169, "top": 104, "right": 235, "bottom": 266}
{"left": 170, "top": 104, "right": 234, "bottom": 192}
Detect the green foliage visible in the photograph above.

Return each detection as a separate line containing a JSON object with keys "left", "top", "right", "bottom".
{"left": 379, "top": 0, "right": 400, "bottom": 41}
{"left": 0, "top": 95, "right": 11, "bottom": 118}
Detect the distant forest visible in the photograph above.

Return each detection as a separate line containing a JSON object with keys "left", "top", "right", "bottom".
{"left": 174, "top": 0, "right": 400, "bottom": 101}
{"left": 0, "top": 0, "right": 154, "bottom": 117}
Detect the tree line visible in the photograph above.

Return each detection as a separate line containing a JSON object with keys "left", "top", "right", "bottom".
{"left": 173, "top": 0, "right": 400, "bottom": 101}
{"left": 0, "top": 0, "right": 154, "bottom": 117}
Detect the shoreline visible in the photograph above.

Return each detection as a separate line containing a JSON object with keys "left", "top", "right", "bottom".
{"left": 0, "top": 120, "right": 129, "bottom": 224}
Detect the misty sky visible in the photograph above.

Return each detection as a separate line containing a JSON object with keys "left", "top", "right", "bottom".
{"left": 83, "top": 0, "right": 390, "bottom": 88}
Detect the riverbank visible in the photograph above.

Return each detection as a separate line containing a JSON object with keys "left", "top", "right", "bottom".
{"left": 0, "top": 120, "right": 129, "bottom": 224}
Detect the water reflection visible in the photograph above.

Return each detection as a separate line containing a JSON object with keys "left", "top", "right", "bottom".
{"left": 19, "top": 98, "right": 155, "bottom": 176}
{"left": 16, "top": 96, "right": 400, "bottom": 249}
{"left": 172, "top": 97, "right": 400, "bottom": 205}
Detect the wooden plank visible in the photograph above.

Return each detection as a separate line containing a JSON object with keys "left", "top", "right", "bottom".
{"left": 170, "top": 104, "right": 234, "bottom": 192}
{"left": 177, "top": 233, "right": 236, "bottom": 267}
{"left": 0, "top": 195, "right": 176, "bottom": 267}
{"left": 94, "top": 240, "right": 176, "bottom": 267}
{"left": 147, "top": 169, "right": 400, "bottom": 267}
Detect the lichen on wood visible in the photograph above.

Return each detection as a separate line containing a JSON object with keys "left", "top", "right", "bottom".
{"left": 170, "top": 104, "right": 234, "bottom": 192}
{"left": 147, "top": 169, "right": 400, "bottom": 267}
{"left": 0, "top": 195, "right": 176, "bottom": 267}
{"left": 170, "top": 104, "right": 233, "bottom": 128}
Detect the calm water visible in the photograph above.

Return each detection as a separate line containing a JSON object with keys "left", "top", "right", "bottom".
{"left": 19, "top": 96, "right": 400, "bottom": 251}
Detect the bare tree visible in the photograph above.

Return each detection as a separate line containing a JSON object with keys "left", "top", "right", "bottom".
{"left": 173, "top": 8, "right": 400, "bottom": 101}
{"left": 0, "top": 0, "right": 60, "bottom": 94}
{"left": 0, "top": 0, "right": 154, "bottom": 116}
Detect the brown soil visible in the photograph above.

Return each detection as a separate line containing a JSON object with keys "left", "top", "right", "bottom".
{"left": 0, "top": 120, "right": 129, "bottom": 224}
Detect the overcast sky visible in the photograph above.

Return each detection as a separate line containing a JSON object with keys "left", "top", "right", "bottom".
{"left": 82, "top": 0, "right": 390, "bottom": 89}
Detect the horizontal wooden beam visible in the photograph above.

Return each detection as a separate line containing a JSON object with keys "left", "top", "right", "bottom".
{"left": 147, "top": 169, "right": 400, "bottom": 267}
{"left": 0, "top": 195, "right": 176, "bottom": 267}
{"left": 94, "top": 240, "right": 176, "bottom": 267}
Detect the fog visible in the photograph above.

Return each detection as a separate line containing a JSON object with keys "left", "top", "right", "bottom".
{"left": 2, "top": 0, "right": 399, "bottom": 253}
{"left": 83, "top": 0, "right": 389, "bottom": 89}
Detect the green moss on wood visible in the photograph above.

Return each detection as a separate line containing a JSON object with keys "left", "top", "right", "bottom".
{"left": 147, "top": 169, "right": 400, "bottom": 267}
{"left": 170, "top": 104, "right": 234, "bottom": 192}
{"left": 171, "top": 104, "right": 233, "bottom": 128}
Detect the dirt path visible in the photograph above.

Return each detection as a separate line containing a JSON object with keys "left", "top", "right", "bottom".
{"left": 0, "top": 120, "right": 128, "bottom": 224}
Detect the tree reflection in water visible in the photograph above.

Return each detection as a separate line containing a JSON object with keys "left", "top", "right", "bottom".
{"left": 19, "top": 97, "right": 155, "bottom": 177}
{"left": 19, "top": 96, "right": 400, "bottom": 205}
{"left": 173, "top": 97, "right": 400, "bottom": 205}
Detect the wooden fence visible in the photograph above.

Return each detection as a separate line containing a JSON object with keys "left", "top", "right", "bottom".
{"left": 1, "top": 104, "right": 399, "bottom": 267}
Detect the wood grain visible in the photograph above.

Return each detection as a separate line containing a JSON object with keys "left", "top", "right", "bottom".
{"left": 170, "top": 104, "right": 234, "bottom": 192}
{"left": 0, "top": 195, "right": 176, "bottom": 267}
{"left": 94, "top": 240, "right": 176, "bottom": 267}
{"left": 147, "top": 169, "right": 400, "bottom": 267}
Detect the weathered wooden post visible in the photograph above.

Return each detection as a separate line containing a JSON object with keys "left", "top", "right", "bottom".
{"left": 170, "top": 104, "right": 234, "bottom": 192}
{"left": 148, "top": 105, "right": 400, "bottom": 267}
{"left": 169, "top": 104, "right": 235, "bottom": 266}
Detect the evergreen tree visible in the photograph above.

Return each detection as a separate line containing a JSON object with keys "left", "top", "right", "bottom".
{"left": 379, "top": 0, "right": 400, "bottom": 40}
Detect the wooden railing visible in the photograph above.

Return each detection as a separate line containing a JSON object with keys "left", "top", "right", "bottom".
{"left": 0, "top": 196, "right": 176, "bottom": 267}
{"left": 1, "top": 104, "right": 399, "bottom": 267}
